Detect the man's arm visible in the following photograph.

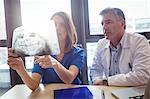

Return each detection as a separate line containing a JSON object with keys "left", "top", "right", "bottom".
{"left": 90, "top": 40, "right": 106, "bottom": 84}
{"left": 108, "top": 36, "right": 150, "bottom": 86}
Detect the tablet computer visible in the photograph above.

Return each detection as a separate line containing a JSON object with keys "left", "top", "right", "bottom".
{"left": 54, "top": 87, "right": 93, "bottom": 99}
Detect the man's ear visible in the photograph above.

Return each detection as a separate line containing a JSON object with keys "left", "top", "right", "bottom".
{"left": 121, "top": 20, "right": 126, "bottom": 29}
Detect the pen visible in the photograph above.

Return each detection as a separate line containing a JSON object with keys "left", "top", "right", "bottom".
{"left": 129, "top": 63, "right": 132, "bottom": 71}
{"left": 102, "top": 90, "right": 105, "bottom": 99}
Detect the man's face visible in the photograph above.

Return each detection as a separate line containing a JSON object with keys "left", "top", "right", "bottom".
{"left": 101, "top": 12, "right": 124, "bottom": 42}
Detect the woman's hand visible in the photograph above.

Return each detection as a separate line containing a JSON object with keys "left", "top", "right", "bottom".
{"left": 34, "top": 55, "right": 56, "bottom": 69}
{"left": 7, "top": 48, "right": 24, "bottom": 71}
{"left": 8, "top": 48, "right": 41, "bottom": 91}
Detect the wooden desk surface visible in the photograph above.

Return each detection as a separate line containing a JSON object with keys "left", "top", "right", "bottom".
{"left": 0, "top": 84, "right": 128, "bottom": 99}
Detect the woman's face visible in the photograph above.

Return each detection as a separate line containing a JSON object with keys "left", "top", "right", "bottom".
{"left": 52, "top": 15, "right": 67, "bottom": 52}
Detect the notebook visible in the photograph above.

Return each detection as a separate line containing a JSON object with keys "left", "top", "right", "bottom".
{"left": 54, "top": 87, "right": 104, "bottom": 99}
{"left": 111, "top": 86, "right": 146, "bottom": 99}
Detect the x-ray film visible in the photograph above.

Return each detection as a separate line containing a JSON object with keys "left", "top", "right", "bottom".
{"left": 12, "top": 20, "right": 60, "bottom": 56}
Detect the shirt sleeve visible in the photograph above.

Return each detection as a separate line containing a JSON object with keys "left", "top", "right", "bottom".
{"left": 71, "top": 48, "right": 84, "bottom": 70}
{"left": 90, "top": 40, "right": 105, "bottom": 82}
{"left": 32, "top": 63, "right": 44, "bottom": 76}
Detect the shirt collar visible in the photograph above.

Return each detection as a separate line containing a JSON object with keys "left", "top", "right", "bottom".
{"left": 105, "top": 32, "right": 129, "bottom": 49}
{"left": 105, "top": 40, "right": 110, "bottom": 48}
{"left": 120, "top": 32, "right": 130, "bottom": 48}
{"left": 109, "top": 43, "right": 122, "bottom": 51}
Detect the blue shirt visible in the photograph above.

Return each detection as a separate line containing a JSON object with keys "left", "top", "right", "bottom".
{"left": 32, "top": 47, "right": 84, "bottom": 84}
{"left": 109, "top": 43, "right": 122, "bottom": 76}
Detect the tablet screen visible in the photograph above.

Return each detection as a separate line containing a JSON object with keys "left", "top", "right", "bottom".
{"left": 54, "top": 87, "right": 93, "bottom": 99}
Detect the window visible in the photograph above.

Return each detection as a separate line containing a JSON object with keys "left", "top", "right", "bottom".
{"left": 86, "top": 42, "right": 97, "bottom": 83}
{"left": 20, "top": 0, "right": 71, "bottom": 71}
{"left": 88, "top": 0, "right": 150, "bottom": 35}
{"left": 0, "top": 0, "right": 6, "bottom": 40}
{"left": 86, "top": 0, "right": 150, "bottom": 82}
{"left": 0, "top": 0, "right": 11, "bottom": 89}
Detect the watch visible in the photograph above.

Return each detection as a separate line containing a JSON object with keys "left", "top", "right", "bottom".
{"left": 102, "top": 79, "right": 108, "bottom": 86}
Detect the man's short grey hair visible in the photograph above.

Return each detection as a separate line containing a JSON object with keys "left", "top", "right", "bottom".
{"left": 99, "top": 7, "right": 126, "bottom": 29}
{"left": 99, "top": 7, "right": 125, "bottom": 21}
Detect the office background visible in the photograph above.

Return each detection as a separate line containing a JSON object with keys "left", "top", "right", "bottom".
{"left": 0, "top": 0, "right": 150, "bottom": 96}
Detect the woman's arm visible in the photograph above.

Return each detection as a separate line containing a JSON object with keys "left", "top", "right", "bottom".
{"left": 16, "top": 67, "right": 41, "bottom": 91}
{"left": 35, "top": 55, "right": 79, "bottom": 84}
{"left": 7, "top": 48, "right": 41, "bottom": 91}
{"left": 53, "top": 61, "right": 79, "bottom": 84}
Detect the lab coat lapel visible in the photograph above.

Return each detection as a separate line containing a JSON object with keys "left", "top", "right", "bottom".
{"left": 104, "top": 41, "right": 111, "bottom": 76}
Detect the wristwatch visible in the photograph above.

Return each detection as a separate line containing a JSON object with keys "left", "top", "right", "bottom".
{"left": 102, "top": 79, "right": 108, "bottom": 86}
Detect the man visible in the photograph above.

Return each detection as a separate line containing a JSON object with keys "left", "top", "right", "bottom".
{"left": 90, "top": 7, "right": 150, "bottom": 86}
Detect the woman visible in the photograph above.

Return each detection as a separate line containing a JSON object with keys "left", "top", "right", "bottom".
{"left": 7, "top": 12, "right": 84, "bottom": 91}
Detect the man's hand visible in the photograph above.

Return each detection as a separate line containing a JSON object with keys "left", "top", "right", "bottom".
{"left": 93, "top": 79, "right": 104, "bottom": 85}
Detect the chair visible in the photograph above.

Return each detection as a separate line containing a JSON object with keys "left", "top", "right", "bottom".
{"left": 79, "top": 55, "right": 88, "bottom": 85}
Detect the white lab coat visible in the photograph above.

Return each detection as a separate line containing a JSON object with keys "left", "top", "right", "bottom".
{"left": 90, "top": 32, "right": 150, "bottom": 86}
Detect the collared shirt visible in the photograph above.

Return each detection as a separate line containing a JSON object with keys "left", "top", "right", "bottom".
{"left": 90, "top": 32, "right": 150, "bottom": 86}
{"left": 109, "top": 43, "right": 122, "bottom": 76}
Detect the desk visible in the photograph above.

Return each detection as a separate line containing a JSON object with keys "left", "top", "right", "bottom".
{"left": 0, "top": 84, "right": 127, "bottom": 99}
